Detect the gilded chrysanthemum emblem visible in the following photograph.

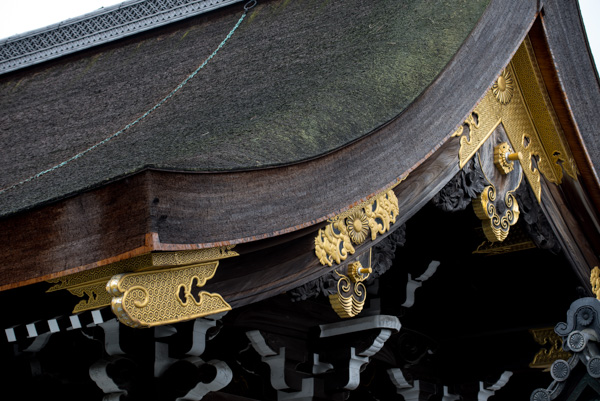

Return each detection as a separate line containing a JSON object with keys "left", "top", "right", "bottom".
{"left": 492, "top": 69, "right": 514, "bottom": 105}
{"left": 346, "top": 210, "right": 369, "bottom": 245}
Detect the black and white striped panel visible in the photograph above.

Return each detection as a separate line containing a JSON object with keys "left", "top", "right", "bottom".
{"left": 4, "top": 307, "right": 114, "bottom": 343}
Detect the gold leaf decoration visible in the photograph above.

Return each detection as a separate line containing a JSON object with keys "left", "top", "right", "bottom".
{"left": 47, "top": 246, "right": 238, "bottom": 314}
{"left": 473, "top": 186, "right": 520, "bottom": 242}
{"left": 329, "top": 272, "right": 366, "bottom": 319}
{"left": 346, "top": 211, "right": 370, "bottom": 245}
{"left": 454, "top": 37, "right": 577, "bottom": 203}
{"left": 315, "top": 190, "right": 399, "bottom": 267}
{"left": 492, "top": 68, "right": 514, "bottom": 105}
{"left": 591, "top": 266, "right": 600, "bottom": 300}
{"left": 106, "top": 262, "right": 231, "bottom": 328}
{"left": 529, "top": 327, "right": 572, "bottom": 369}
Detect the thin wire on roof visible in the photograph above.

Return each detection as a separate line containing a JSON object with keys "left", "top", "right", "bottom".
{"left": 0, "top": 0, "right": 256, "bottom": 197}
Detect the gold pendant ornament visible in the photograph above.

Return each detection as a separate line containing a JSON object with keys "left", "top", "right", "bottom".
{"left": 329, "top": 261, "right": 371, "bottom": 319}
{"left": 473, "top": 129, "right": 522, "bottom": 242}
{"left": 106, "top": 262, "right": 231, "bottom": 328}
{"left": 591, "top": 266, "right": 600, "bottom": 300}
{"left": 473, "top": 185, "right": 520, "bottom": 242}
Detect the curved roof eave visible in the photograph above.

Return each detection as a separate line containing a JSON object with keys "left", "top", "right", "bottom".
{"left": 0, "top": 0, "right": 543, "bottom": 292}
{"left": 0, "top": 0, "right": 492, "bottom": 218}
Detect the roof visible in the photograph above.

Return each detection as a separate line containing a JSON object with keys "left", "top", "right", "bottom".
{"left": 0, "top": 0, "right": 489, "bottom": 217}
{"left": 3, "top": 0, "right": 600, "bottom": 293}
{"left": 0, "top": 0, "right": 244, "bottom": 74}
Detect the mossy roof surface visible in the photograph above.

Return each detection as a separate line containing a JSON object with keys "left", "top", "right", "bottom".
{"left": 0, "top": 0, "right": 489, "bottom": 217}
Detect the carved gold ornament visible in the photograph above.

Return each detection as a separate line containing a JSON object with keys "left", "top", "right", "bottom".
{"left": 348, "top": 261, "right": 372, "bottom": 283}
{"left": 473, "top": 185, "right": 520, "bottom": 242}
{"left": 106, "top": 262, "right": 231, "bottom": 328}
{"left": 494, "top": 142, "right": 522, "bottom": 175}
{"left": 529, "top": 327, "right": 572, "bottom": 369}
{"left": 471, "top": 123, "right": 523, "bottom": 243}
{"left": 492, "top": 69, "right": 514, "bottom": 105}
{"left": 453, "top": 37, "right": 577, "bottom": 202}
{"left": 47, "top": 246, "right": 238, "bottom": 313}
{"left": 347, "top": 211, "right": 370, "bottom": 245}
{"left": 315, "top": 190, "right": 399, "bottom": 267}
{"left": 591, "top": 266, "right": 600, "bottom": 300}
{"left": 329, "top": 273, "right": 366, "bottom": 319}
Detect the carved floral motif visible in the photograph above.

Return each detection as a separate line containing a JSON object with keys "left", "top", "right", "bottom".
{"left": 315, "top": 190, "right": 399, "bottom": 267}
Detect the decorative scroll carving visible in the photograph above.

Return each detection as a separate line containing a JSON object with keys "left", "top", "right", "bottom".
{"left": 315, "top": 190, "right": 399, "bottom": 267}
{"left": 432, "top": 157, "right": 486, "bottom": 212}
{"left": 329, "top": 271, "right": 367, "bottom": 319}
{"left": 106, "top": 262, "right": 231, "bottom": 328}
{"left": 370, "top": 225, "right": 406, "bottom": 278}
{"left": 529, "top": 327, "right": 572, "bottom": 369}
{"left": 473, "top": 185, "right": 520, "bottom": 242}
{"left": 472, "top": 127, "right": 522, "bottom": 242}
{"left": 455, "top": 111, "right": 485, "bottom": 169}
{"left": 453, "top": 37, "right": 577, "bottom": 203}
{"left": 592, "top": 267, "right": 600, "bottom": 300}
{"left": 290, "top": 225, "right": 406, "bottom": 302}
{"left": 515, "top": 182, "right": 561, "bottom": 254}
{"left": 47, "top": 246, "right": 238, "bottom": 313}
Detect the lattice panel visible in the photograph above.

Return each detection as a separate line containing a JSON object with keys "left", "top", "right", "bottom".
{"left": 0, "top": 0, "right": 242, "bottom": 74}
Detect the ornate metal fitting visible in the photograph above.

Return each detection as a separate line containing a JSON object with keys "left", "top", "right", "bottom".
{"left": 453, "top": 37, "right": 577, "bottom": 203}
{"left": 348, "top": 261, "right": 371, "bottom": 283}
{"left": 492, "top": 69, "right": 515, "bottom": 105}
{"left": 47, "top": 245, "right": 238, "bottom": 314}
{"left": 315, "top": 190, "right": 399, "bottom": 267}
{"left": 473, "top": 185, "right": 520, "bottom": 242}
{"left": 591, "top": 266, "right": 600, "bottom": 300}
{"left": 328, "top": 271, "right": 366, "bottom": 319}
{"left": 329, "top": 249, "right": 373, "bottom": 319}
{"left": 529, "top": 327, "right": 572, "bottom": 369}
{"left": 471, "top": 124, "right": 522, "bottom": 242}
{"left": 106, "top": 262, "right": 231, "bottom": 328}
{"left": 494, "top": 142, "right": 522, "bottom": 175}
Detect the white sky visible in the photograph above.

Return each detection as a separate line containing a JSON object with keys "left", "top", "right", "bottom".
{"left": 0, "top": 0, "right": 598, "bottom": 73}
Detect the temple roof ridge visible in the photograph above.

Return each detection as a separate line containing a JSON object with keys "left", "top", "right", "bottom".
{"left": 0, "top": 0, "right": 243, "bottom": 75}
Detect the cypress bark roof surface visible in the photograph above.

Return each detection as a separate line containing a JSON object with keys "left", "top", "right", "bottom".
{"left": 0, "top": 0, "right": 489, "bottom": 217}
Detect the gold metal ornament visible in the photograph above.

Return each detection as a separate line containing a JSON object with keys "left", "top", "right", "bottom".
{"left": 106, "top": 262, "right": 231, "bottom": 328}
{"left": 328, "top": 271, "right": 367, "bottom": 319}
{"left": 347, "top": 211, "right": 370, "bottom": 245}
{"left": 492, "top": 68, "right": 514, "bottom": 105}
{"left": 329, "top": 251, "right": 373, "bottom": 319}
{"left": 473, "top": 223, "right": 536, "bottom": 255}
{"left": 455, "top": 111, "right": 483, "bottom": 168}
{"left": 47, "top": 246, "right": 238, "bottom": 313}
{"left": 591, "top": 266, "right": 600, "bottom": 300}
{"left": 315, "top": 190, "right": 399, "bottom": 267}
{"left": 348, "top": 261, "right": 372, "bottom": 283}
{"left": 473, "top": 186, "right": 520, "bottom": 242}
{"left": 529, "top": 327, "right": 572, "bottom": 369}
{"left": 453, "top": 37, "right": 577, "bottom": 202}
{"left": 494, "top": 142, "right": 522, "bottom": 175}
